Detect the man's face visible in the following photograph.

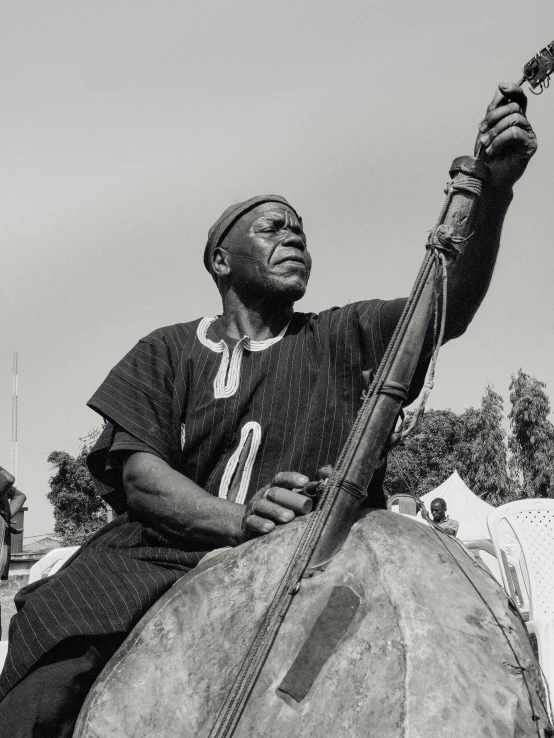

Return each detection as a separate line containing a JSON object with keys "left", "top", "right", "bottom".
{"left": 430, "top": 502, "right": 446, "bottom": 522}
{"left": 218, "top": 203, "right": 311, "bottom": 301}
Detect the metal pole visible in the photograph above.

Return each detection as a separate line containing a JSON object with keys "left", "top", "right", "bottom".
{"left": 11, "top": 353, "right": 18, "bottom": 479}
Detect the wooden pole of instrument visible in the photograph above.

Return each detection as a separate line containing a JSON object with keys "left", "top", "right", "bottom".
{"left": 307, "top": 155, "right": 490, "bottom": 570}
{"left": 208, "top": 45, "right": 554, "bottom": 734}
{"left": 207, "top": 156, "right": 491, "bottom": 738}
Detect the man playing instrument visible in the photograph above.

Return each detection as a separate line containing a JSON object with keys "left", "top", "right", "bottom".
{"left": 0, "top": 83, "right": 537, "bottom": 737}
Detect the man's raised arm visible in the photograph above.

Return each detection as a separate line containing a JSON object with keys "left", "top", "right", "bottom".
{"left": 442, "top": 82, "right": 537, "bottom": 340}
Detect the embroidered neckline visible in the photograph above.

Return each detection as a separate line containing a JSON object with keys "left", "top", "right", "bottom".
{"left": 196, "top": 316, "right": 290, "bottom": 399}
{"left": 196, "top": 316, "right": 290, "bottom": 353}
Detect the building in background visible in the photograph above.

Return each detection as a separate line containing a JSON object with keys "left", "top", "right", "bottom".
{"left": 22, "top": 537, "right": 61, "bottom": 555}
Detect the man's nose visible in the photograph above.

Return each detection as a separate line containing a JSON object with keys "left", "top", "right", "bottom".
{"left": 282, "top": 231, "right": 306, "bottom": 250}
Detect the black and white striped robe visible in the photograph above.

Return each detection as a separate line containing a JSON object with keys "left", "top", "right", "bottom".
{"left": 0, "top": 298, "right": 429, "bottom": 699}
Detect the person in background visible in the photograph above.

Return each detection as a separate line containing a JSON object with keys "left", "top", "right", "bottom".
{"left": 418, "top": 497, "right": 459, "bottom": 536}
{"left": 0, "top": 467, "right": 27, "bottom": 639}
{"left": 0, "top": 487, "right": 26, "bottom": 581}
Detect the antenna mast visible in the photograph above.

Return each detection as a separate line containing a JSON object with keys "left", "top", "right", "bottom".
{"left": 11, "top": 353, "right": 18, "bottom": 479}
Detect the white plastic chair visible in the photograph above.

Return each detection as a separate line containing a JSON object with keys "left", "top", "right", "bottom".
{"left": 27, "top": 546, "right": 80, "bottom": 584}
{"left": 465, "top": 539, "right": 529, "bottom": 615}
{"left": 488, "top": 499, "right": 554, "bottom": 700}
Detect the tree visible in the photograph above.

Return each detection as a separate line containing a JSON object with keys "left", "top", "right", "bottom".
{"left": 459, "top": 385, "right": 511, "bottom": 504}
{"left": 47, "top": 431, "right": 107, "bottom": 546}
{"left": 508, "top": 369, "right": 554, "bottom": 498}
{"left": 384, "top": 409, "right": 465, "bottom": 498}
{"left": 385, "top": 386, "right": 512, "bottom": 505}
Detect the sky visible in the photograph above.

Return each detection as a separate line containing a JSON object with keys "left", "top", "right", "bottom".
{"left": 1, "top": 1, "right": 554, "bottom": 538}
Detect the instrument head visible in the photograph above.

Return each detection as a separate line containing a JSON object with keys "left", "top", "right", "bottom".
{"left": 523, "top": 41, "right": 554, "bottom": 93}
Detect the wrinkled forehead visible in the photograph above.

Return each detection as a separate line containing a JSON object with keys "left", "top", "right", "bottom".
{"left": 238, "top": 202, "right": 304, "bottom": 231}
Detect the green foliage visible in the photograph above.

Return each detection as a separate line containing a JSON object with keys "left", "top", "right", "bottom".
{"left": 508, "top": 370, "right": 554, "bottom": 498}
{"left": 385, "top": 409, "right": 465, "bottom": 498}
{"left": 460, "top": 386, "right": 511, "bottom": 505}
{"left": 386, "top": 375, "right": 554, "bottom": 504}
{"left": 47, "top": 431, "right": 107, "bottom": 546}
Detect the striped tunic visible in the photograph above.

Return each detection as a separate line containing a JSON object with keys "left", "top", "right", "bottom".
{"left": 0, "top": 298, "right": 427, "bottom": 699}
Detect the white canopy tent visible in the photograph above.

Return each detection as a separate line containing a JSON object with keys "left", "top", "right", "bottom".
{"left": 416, "top": 470, "right": 494, "bottom": 542}
{"left": 414, "top": 471, "right": 521, "bottom": 593}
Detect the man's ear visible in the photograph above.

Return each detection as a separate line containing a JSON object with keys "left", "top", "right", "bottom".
{"left": 212, "top": 246, "right": 231, "bottom": 279}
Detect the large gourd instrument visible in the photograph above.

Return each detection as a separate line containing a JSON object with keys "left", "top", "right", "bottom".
{"left": 75, "top": 43, "right": 554, "bottom": 738}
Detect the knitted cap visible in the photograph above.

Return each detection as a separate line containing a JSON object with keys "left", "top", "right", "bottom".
{"left": 203, "top": 195, "right": 300, "bottom": 275}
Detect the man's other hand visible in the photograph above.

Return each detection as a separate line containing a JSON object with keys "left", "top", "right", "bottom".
{"left": 476, "top": 82, "right": 537, "bottom": 190}
{"left": 242, "top": 472, "right": 310, "bottom": 540}
{"left": 242, "top": 467, "right": 333, "bottom": 541}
